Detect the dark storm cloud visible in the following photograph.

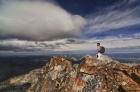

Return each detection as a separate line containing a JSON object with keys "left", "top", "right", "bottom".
{"left": 67, "top": 39, "right": 87, "bottom": 44}
{"left": 38, "top": 38, "right": 88, "bottom": 49}
{"left": 39, "top": 42, "right": 66, "bottom": 48}
{"left": 0, "top": 45, "right": 41, "bottom": 52}
{"left": 0, "top": 38, "right": 88, "bottom": 52}
{"left": 0, "top": 39, "right": 63, "bottom": 52}
{"left": 0, "top": 45, "right": 21, "bottom": 51}
{"left": 67, "top": 39, "right": 76, "bottom": 43}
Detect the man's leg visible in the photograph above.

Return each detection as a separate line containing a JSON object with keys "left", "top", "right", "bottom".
{"left": 98, "top": 53, "right": 102, "bottom": 64}
{"left": 101, "top": 54, "right": 104, "bottom": 64}
{"left": 100, "top": 53, "right": 103, "bottom": 64}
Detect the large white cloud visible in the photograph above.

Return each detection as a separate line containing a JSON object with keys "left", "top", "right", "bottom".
{"left": 0, "top": 0, "right": 86, "bottom": 41}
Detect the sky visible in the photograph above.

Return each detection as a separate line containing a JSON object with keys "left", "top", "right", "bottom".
{"left": 0, "top": 0, "right": 140, "bottom": 55}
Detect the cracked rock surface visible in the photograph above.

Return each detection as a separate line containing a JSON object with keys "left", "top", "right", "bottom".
{"left": 0, "top": 54, "right": 140, "bottom": 92}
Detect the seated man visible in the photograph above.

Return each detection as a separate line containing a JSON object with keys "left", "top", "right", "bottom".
{"left": 96, "top": 43, "right": 103, "bottom": 64}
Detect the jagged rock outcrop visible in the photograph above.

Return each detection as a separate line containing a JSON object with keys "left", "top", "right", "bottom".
{"left": 0, "top": 54, "right": 140, "bottom": 92}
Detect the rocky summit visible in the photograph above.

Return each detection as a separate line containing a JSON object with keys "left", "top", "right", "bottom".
{"left": 0, "top": 54, "right": 140, "bottom": 92}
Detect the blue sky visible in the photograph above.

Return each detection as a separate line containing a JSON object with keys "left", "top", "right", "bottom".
{"left": 0, "top": 0, "right": 140, "bottom": 55}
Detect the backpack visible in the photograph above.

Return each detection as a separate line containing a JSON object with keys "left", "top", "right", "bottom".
{"left": 100, "top": 46, "right": 105, "bottom": 53}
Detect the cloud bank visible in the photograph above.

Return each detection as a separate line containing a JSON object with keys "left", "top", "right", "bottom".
{"left": 0, "top": 38, "right": 87, "bottom": 52}
{"left": 0, "top": 35, "right": 140, "bottom": 53}
{"left": 0, "top": 0, "right": 86, "bottom": 41}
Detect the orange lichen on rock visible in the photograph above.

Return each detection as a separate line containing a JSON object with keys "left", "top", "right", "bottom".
{"left": 75, "top": 76, "right": 86, "bottom": 87}
{"left": 49, "top": 57, "right": 72, "bottom": 72}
